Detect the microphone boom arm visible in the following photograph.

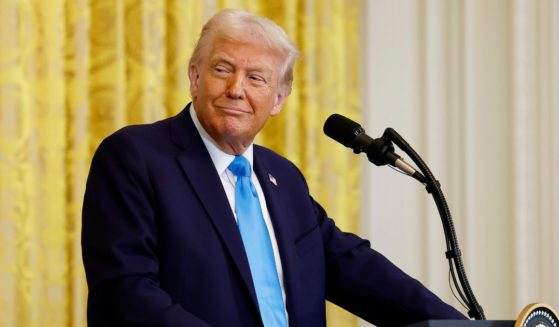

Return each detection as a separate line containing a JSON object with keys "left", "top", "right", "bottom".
{"left": 382, "top": 128, "right": 486, "bottom": 320}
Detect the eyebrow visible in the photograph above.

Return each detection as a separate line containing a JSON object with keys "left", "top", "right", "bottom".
{"left": 210, "top": 54, "right": 234, "bottom": 66}
{"left": 210, "top": 53, "right": 274, "bottom": 73}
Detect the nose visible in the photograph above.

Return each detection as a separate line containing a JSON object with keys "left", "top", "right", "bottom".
{"left": 226, "top": 73, "right": 245, "bottom": 99}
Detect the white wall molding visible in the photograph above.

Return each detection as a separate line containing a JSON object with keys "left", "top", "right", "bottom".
{"left": 512, "top": 0, "right": 559, "bottom": 313}
{"left": 361, "top": 1, "right": 558, "bottom": 325}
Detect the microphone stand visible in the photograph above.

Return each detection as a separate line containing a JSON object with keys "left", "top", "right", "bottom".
{"left": 381, "top": 128, "right": 486, "bottom": 320}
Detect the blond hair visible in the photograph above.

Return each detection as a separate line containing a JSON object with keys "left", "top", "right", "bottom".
{"left": 189, "top": 9, "right": 300, "bottom": 94}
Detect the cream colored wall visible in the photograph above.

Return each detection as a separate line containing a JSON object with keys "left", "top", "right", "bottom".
{"left": 360, "top": 0, "right": 559, "bottom": 324}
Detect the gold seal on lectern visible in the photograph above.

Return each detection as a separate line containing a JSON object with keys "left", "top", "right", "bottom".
{"left": 515, "top": 303, "right": 558, "bottom": 327}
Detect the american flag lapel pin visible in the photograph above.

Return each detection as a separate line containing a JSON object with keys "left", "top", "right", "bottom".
{"left": 268, "top": 173, "right": 278, "bottom": 186}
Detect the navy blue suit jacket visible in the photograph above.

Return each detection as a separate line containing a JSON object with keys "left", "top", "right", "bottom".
{"left": 82, "top": 105, "right": 466, "bottom": 326}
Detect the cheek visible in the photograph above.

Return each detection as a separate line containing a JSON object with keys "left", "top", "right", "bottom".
{"left": 251, "top": 88, "right": 276, "bottom": 107}
{"left": 206, "top": 77, "right": 228, "bottom": 96}
{"left": 195, "top": 76, "right": 218, "bottom": 99}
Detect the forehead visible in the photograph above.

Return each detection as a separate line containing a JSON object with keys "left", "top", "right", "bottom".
{"left": 207, "top": 38, "right": 283, "bottom": 72}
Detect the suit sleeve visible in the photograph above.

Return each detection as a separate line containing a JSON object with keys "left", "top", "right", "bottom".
{"left": 313, "top": 199, "right": 468, "bottom": 326}
{"left": 82, "top": 131, "right": 210, "bottom": 327}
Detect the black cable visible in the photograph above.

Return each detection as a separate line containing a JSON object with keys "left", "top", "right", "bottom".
{"left": 449, "top": 258, "right": 469, "bottom": 307}
{"left": 449, "top": 262, "right": 469, "bottom": 310}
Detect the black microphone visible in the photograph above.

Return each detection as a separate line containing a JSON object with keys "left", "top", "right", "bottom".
{"left": 323, "top": 113, "right": 426, "bottom": 183}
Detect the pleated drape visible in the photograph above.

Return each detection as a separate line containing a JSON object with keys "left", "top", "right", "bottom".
{"left": 0, "top": 1, "right": 361, "bottom": 326}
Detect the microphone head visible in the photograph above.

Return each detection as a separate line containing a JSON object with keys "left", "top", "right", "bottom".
{"left": 323, "top": 113, "right": 364, "bottom": 148}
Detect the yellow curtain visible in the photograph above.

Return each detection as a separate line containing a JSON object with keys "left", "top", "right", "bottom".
{"left": 0, "top": 0, "right": 361, "bottom": 326}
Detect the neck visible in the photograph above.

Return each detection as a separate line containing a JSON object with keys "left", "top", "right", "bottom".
{"left": 217, "top": 139, "right": 251, "bottom": 156}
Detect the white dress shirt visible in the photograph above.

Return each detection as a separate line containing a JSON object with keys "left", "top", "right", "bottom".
{"left": 189, "top": 107, "right": 288, "bottom": 313}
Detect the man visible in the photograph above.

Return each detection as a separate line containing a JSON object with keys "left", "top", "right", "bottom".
{"left": 82, "top": 9, "right": 466, "bottom": 326}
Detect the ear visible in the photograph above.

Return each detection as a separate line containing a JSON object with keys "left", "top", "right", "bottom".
{"left": 189, "top": 64, "right": 200, "bottom": 98}
{"left": 270, "top": 89, "right": 289, "bottom": 116}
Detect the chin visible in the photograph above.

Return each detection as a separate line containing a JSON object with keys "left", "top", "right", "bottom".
{"left": 220, "top": 119, "right": 247, "bottom": 135}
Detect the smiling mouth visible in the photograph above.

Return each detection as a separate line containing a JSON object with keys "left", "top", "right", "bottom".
{"left": 216, "top": 105, "right": 248, "bottom": 115}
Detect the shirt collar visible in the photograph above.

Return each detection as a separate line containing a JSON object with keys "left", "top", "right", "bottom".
{"left": 190, "top": 104, "right": 254, "bottom": 176}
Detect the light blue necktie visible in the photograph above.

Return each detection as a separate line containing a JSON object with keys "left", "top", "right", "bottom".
{"left": 228, "top": 155, "right": 287, "bottom": 327}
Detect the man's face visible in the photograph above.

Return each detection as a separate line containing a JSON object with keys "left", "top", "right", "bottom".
{"left": 189, "top": 37, "right": 288, "bottom": 154}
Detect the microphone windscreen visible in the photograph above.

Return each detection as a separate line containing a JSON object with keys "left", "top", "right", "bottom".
{"left": 323, "top": 113, "right": 363, "bottom": 147}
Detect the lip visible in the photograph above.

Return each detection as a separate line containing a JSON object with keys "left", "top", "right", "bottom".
{"left": 215, "top": 105, "right": 249, "bottom": 115}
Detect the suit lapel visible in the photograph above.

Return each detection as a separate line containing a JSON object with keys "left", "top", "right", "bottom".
{"left": 170, "top": 106, "right": 259, "bottom": 309}
{"left": 253, "top": 152, "right": 301, "bottom": 325}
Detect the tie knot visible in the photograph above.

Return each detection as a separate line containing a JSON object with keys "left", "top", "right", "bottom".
{"left": 228, "top": 155, "right": 251, "bottom": 177}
